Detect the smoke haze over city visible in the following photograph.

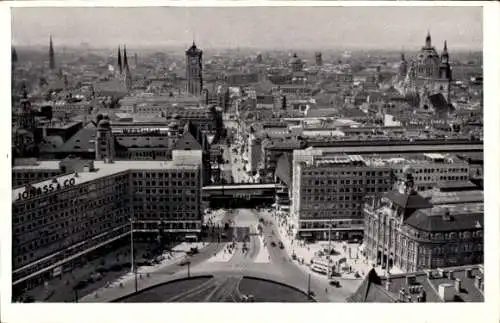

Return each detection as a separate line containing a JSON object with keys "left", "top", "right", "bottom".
{"left": 12, "top": 6, "right": 482, "bottom": 50}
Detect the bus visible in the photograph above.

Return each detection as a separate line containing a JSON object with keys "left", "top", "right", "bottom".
{"left": 311, "top": 257, "right": 331, "bottom": 275}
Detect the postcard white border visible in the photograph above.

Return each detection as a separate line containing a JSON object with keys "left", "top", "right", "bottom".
{"left": 0, "top": 2, "right": 498, "bottom": 323}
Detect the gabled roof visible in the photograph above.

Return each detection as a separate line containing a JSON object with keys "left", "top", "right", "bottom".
{"left": 56, "top": 128, "right": 97, "bottom": 152}
{"left": 385, "top": 190, "right": 433, "bottom": 210}
{"left": 347, "top": 268, "right": 399, "bottom": 303}
{"left": 428, "top": 93, "right": 453, "bottom": 112}
{"left": 173, "top": 130, "right": 202, "bottom": 151}
{"left": 275, "top": 152, "right": 292, "bottom": 187}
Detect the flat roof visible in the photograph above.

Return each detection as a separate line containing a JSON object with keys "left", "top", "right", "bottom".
{"left": 13, "top": 160, "right": 61, "bottom": 171}
{"left": 13, "top": 160, "right": 199, "bottom": 202}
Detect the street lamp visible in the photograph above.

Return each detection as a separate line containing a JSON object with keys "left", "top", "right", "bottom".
{"left": 307, "top": 273, "right": 311, "bottom": 297}
{"left": 327, "top": 221, "right": 332, "bottom": 278}
{"left": 130, "top": 217, "right": 138, "bottom": 293}
{"left": 130, "top": 217, "right": 135, "bottom": 273}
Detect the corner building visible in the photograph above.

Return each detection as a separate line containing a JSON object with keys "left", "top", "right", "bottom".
{"left": 363, "top": 176, "right": 483, "bottom": 273}
{"left": 291, "top": 152, "right": 393, "bottom": 240}
{"left": 12, "top": 154, "right": 202, "bottom": 293}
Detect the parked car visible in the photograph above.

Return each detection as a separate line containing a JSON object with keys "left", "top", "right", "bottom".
{"left": 329, "top": 280, "right": 341, "bottom": 288}
{"left": 270, "top": 241, "right": 277, "bottom": 247}
{"left": 278, "top": 242, "right": 284, "bottom": 249}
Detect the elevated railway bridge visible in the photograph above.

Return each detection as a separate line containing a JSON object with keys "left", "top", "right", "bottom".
{"left": 202, "top": 183, "right": 285, "bottom": 208}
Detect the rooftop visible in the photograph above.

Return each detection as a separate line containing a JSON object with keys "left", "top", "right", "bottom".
{"left": 348, "top": 265, "right": 484, "bottom": 303}
{"left": 13, "top": 160, "right": 200, "bottom": 202}
{"left": 420, "top": 189, "right": 483, "bottom": 205}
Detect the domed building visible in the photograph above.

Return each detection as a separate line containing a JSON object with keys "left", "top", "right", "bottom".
{"left": 398, "top": 32, "right": 453, "bottom": 108}
{"left": 289, "top": 53, "right": 304, "bottom": 73}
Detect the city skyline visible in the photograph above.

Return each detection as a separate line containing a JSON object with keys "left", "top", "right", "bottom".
{"left": 12, "top": 7, "right": 482, "bottom": 50}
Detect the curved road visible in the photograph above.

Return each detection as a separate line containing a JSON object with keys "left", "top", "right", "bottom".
{"left": 83, "top": 209, "right": 356, "bottom": 302}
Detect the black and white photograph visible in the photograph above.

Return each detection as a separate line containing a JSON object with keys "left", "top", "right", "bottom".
{"left": 1, "top": 1, "right": 499, "bottom": 323}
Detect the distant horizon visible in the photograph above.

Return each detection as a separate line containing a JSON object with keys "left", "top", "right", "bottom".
{"left": 11, "top": 43, "right": 483, "bottom": 54}
{"left": 11, "top": 7, "right": 483, "bottom": 51}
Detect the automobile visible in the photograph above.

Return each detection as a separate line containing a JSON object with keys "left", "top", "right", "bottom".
{"left": 329, "top": 280, "right": 341, "bottom": 288}
{"left": 186, "top": 247, "right": 199, "bottom": 256}
{"left": 278, "top": 242, "right": 284, "bottom": 249}
{"left": 240, "top": 295, "right": 249, "bottom": 302}
{"left": 270, "top": 241, "right": 277, "bottom": 247}
{"left": 247, "top": 294, "right": 255, "bottom": 302}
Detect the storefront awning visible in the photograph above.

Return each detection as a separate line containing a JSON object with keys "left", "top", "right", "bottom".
{"left": 300, "top": 232, "right": 313, "bottom": 237}
{"left": 185, "top": 235, "right": 198, "bottom": 239}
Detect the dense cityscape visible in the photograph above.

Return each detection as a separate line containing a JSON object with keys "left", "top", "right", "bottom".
{"left": 10, "top": 9, "right": 484, "bottom": 303}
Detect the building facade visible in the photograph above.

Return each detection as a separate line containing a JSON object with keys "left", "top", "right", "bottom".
{"left": 12, "top": 155, "right": 202, "bottom": 293}
{"left": 363, "top": 175, "right": 483, "bottom": 273}
{"left": 291, "top": 152, "right": 393, "bottom": 240}
{"left": 186, "top": 42, "right": 203, "bottom": 96}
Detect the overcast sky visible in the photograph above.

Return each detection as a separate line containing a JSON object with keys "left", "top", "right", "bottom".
{"left": 11, "top": 6, "right": 482, "bottom": 50}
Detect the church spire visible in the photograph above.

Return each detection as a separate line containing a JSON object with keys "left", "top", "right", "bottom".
{"left": 122, "top": 45, "right": 132, "bottom": 90}
{"left": 12, "top": 46, "right": 18, "bottom": 64}
{"left": 441, "top": 40, "right": 449, "bottom": 64}
{"left": 425, "top": 31, "right": 432, "bottom": 48}
{"left": 123, "top": 45, "right": 129, "bottom": 69}
{"left": 49, "top": 35, "right": 55, "bottom": 70}
{"left": 117, "top": 45, "right": 122, "bottom": 74}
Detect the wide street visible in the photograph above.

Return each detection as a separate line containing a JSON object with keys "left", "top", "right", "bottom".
{"left": 82, "top": 208, "right": 359, "bottom": 302}
{"left": 257, "top": 209, "right": 360, "bottom": 302}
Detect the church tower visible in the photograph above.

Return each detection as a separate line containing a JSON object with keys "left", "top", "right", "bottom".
{"left": 49, "top": 35, "right": 55, "bottom": 70}
{"left": 95, "top": 115, "right": 115, "bottom": 163}
{"left": 398, "top": 52, "right": 408, "bottom": 80}
{"left": 315, "top": 52, "right": 323, "bottom": 66}
{"left": 12, "top": 47, "right": 18, "bottom": 66}
{"left": 122, "top": 45, "right": 132, "bottom": 90}
{"left": 185, "top": 42, "right": 203, "bottom": 96}
{"left": 17, "top": 83, "right": 36, "bottom": 130}
{"left": 439, "top": 41, "right": 452, "bottom": 80}
{"left": 425, "top": 31, "right": 432, "bottom": 49}
{"left": 117, "top": 45, "right": 123, "bottom": 75}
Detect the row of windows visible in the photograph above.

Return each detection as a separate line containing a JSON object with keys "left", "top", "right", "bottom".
{"left": 302, "top": 170, "right": 389, "bottom": 177}
{"left": 299, "top": 220, "right": 364, "bottom": 229}
{"left": 406, "top": 167, "right": 469, "bottom": 174}
{"left": 132, "top": 171, "right": 197, "bottom": 179}
{"left": 133, "top": 180, "right": 197, "bottom": 187}
{"left": 303, "top": 178, "right": 389, "bottom": 186}
{"left": 301, "top": 194, "right": 366, "bottom": 202}
{"left": 13, "top": 224, "right": 130, "bottom": 276}
{"left": 300, "top": 210, "right": 363, "bottom": 218}
{"left": 12, "top": 171, "right": 60, "bottom": 179}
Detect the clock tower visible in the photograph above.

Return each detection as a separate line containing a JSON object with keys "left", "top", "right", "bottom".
{"left": 186, "top": 42, "right": 203, "bottom": 96}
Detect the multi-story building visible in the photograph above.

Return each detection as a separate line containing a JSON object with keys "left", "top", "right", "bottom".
{"left": 348, "top": 264, "right": 484, "bottom": 303}
{"left": 363, "top": 174, "right": 483, "bottom": 273}
{"left": 247, "top": 134, "right": 262, "bottom": 173}
{"left": 12, "top": 159, "right": 71, "bottom": 187}
{"left": 186, "top": 42, "right": 203, "bottom": 96}
{"left": 371, "top": 153, "right": 471, "bottom": 191}
{"left": 291, "top": 151, "right": 393, "bottom": 240}
{"left": 12, "top": 153, "right": 202, "bottom": 293}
